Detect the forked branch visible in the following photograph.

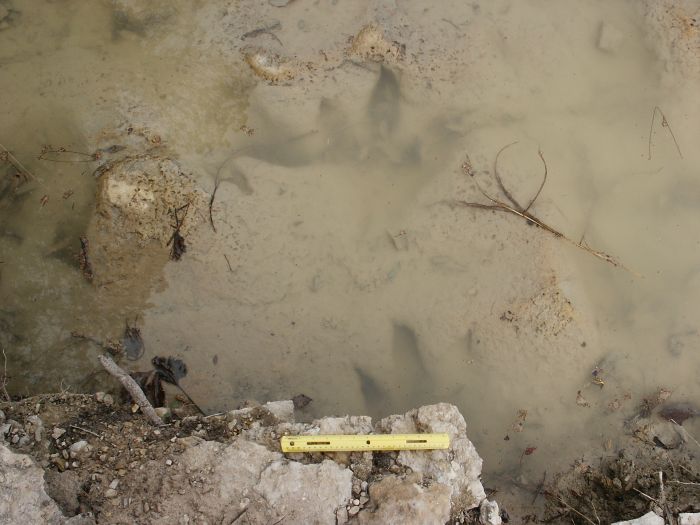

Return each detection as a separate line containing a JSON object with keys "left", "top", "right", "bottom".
{"left": 454, "top": 148, "right": 632, "bottom": 273}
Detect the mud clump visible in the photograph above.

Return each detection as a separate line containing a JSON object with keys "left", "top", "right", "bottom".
{"left": 545, "top": 410, "right": 700, "bottom": 524}
{"left": 348, "top": 24, "right": 405, "bottom": 63}
{"left": 95, "top": 155, "right": 204, "bottom": 248}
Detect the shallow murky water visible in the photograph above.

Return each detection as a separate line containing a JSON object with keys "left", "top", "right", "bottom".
{"left": 2, "top": 0, "right": 700, "bottom": 513}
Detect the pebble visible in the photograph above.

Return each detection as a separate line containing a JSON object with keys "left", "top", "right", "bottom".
{"left": 52, "top": 457, "right": 66, "bottom": 472}
{"left": 109, "top": 479, "right": 119, "bottom": 490}
{"left": 348, "top": 505, "right": 360, "bottom": 516}
{"left": 144, "top": 502, "right": 150, "bottom": 513}
{"left": 52, "top": 427, "right": 66, "bottom": 440}
{"left": 361, "top": 481, "right": 368, "bottom": 491}
{"left": 359, "top": 496, "right": 369, "bottom": 505}
{"left": 0, "top": 423, "right": 11, "bottom": 438}
{"left": 18, "top": 436, "right": 30, "bottom": 447}
{"left": 103, "top": 394, "right": 114, "bottom": 406}
{"left": 11, "top": 434, "right": 19, "bottom": 444}
{"left": 166, "top": 459, "right": 173, "bottom": 466}
{"left": 105, "top": 488, "right": 118, "bottom": 498}
{"left": 95, "top": 392, "right": 105, "bottom": 403}
{"left": 27, "top": 415, "right": 44, "bottom": 442}
{"left": 69, "top": 440, "right": 89, "bottom": 457}
{"left": 353, "top": 499, "right": 360, "bottom": 506}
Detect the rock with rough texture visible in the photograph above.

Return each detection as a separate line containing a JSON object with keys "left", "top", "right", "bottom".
{"left": 97, "top": 156, "right": 204, "bottom": 247}
{"left": 263, "top": 400, "right": 295, "bottom": 423}
{"left": 255, "top": 459, "right": 352, "bottom": 524}
{"left": 356, "top": 475, "right": 451, "bottom": 525}
{"left": 612, "top": 511, "right": 665, "bottom": 525}
{"left": 479, "top": 499, "right": 502, "bottom": 525}
{"left": 315, "top": 415, "right": 373, "bottom": 435}
{"left": 132, "top": 438, "right": 352, "bottom": 525}
{"left": 0, "top": 444, "right": 95, "bottom": 524}
{"left": 377, "top": 403, "right": 486, "bottom": 509}
{"left": 1, "top": 401, "right": 494, "bottom": 524}
{"left": 680, "top": 514, "right": 700, "bottom": 525}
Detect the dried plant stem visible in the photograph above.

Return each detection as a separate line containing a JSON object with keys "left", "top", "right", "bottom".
{"left": 0, "top": 347, "right": 10, "bottom": 402}
{"left": 648, "top": 106, "right": 683, "bottom": 160}
{"left": 555, "top": 496, "right": 597, "bottom": 525}
{"left": 670, "top": 418, "right": 700, "bottom": 451}
{"left": 98, "top": 354, "right": 164, "bottom": 426}
{"left": 209, "top": 178, "right": 220, "bottom": 233}
{"left": 668, "top": 480, "right": 700, "bottom": 487}
{"left": 633, "top": 487, "right": 658, "bottom": 503}
{"left": 455, "top": 149, "right": 633, "bottom": 273}
{"left": 0, "top": 142, "right": 35, "bottom": 180}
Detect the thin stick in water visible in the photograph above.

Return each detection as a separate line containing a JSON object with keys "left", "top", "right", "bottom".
{"left": 209, "top": 178, "right": 220, "bottom": 233}
{"left": 648, "top": 106, "right": 683, "bottom": 160}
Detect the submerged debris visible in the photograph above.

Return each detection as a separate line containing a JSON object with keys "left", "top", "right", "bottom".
{"left": 292, "top": 393, "right": 312, "bottom": 409}
{"left": 453, "top": 146, "right": 632, "bottom": 273}
{"left": 77, "top": 236, "right": 94, "bottom": 283}
{"left": 122, "top": 321, "right": 144, "bottom": 360}
{"left": 658, "top": 402, "right": 700, "bottom": 425}
{"left": 167, "top": 203, "right": 189, "bottom": 261}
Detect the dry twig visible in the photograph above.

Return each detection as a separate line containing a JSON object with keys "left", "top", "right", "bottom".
{"left": 670, "top": 418, "right": 700, "bottom": 450}
{"left": 0, "top": 142, "right": 35, "bottom": 181}
{"left": 0, "top": 347, "right": 10, "bottom": 402}
{"left": 98, "top": 354, "right": 164, "bottom": 426}
{"left": 554, "top": 495, "right": 597, "bottom": 525}
{"left": 209, "top": 178, "right": 220, "bottom": 233}
{"left": 648, "top": 106, "right": 683, "bottom": 160}
{"left": 224, "top": 253, "right": 233, "bottom": 272}
{"left": 454, "top": 149, "right": 632, "bottom": 273}
{"left": 38, "top": 146, "right": 99, "bottom": 163}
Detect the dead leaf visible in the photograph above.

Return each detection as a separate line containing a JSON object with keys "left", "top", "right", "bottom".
{"left": 292, "top": 394, "right": 312, "bottom": 409}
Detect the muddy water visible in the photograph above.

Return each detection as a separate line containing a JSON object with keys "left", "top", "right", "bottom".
{"left": 2, "top": 0, "right": 700, "bottom": 513}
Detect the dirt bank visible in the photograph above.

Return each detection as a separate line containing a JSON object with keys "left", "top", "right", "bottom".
{"left": 0, "top": 393, "right": 501, "bottom": 524}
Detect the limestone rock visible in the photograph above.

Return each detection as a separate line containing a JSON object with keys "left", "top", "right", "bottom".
{"left": 356, "top": 476, "right": 451, "bottom": 525}
{"left": 376, "top": 403, "right": 486, "bottom": 509}
{"left": 479, "top": 499, "right": 502, "bottom": 525}
{"left": 0, "top": 444, "right": 95, "bottom": 524}
{"left": 256, "top": 459, "right": 352, "bottom": 524}
{"left": 263, "top": 400, "right": 295, "bottom": 423}
{"left": 612, "top": 511, "right": 664, "bottom": 525}
{"left": 315, "top": 415, "right": 373, "bottom": 435}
